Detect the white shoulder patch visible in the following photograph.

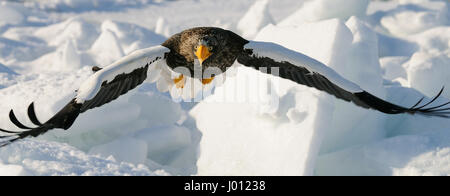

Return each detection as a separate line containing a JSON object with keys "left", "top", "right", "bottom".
{"left": 75, "top": 45, "right": 170, "bottom": 103}
{"left": 243, "top": 41, "right": 363, "bottom": 93}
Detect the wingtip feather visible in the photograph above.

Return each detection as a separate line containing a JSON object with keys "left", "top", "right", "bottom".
{"left": 27, "top": 102, "right": 43, "bottom": 126}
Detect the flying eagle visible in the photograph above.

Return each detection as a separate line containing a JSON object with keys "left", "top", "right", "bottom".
{"left": 1, "top": 27, "right": 449, "bottom": 146}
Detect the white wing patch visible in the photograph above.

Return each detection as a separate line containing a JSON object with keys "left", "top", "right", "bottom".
{"left": 76, "top": 45, "right": 170, "bottom": 103}
{"left": 243, "top": 41, "right": 363, "bottom": 93}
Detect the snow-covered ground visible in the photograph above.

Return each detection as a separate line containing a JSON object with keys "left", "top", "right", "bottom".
{"left": 0, "top": 0, "right": 449, "bottom": 176}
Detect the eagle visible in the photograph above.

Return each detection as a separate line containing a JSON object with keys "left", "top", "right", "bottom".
{"left": 1, "top": 27, "right": 449, "bottom": 146}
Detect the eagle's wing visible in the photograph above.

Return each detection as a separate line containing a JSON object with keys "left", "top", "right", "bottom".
{"left": 0, "top": 45, "right": 170, "bottom": 146}
{"left": 237, "top": 41, "right": 450, "bottom": 118}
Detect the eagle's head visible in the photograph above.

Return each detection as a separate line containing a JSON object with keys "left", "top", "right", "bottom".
{"left": 194, "top": 36, "right": 218, "bottom": 65}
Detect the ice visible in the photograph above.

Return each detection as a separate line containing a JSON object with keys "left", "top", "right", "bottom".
{"left": 318, "top": 17, "right": 386, "bottom": 154}
{"left": 0, "top": 3, "right": 25, "bottom": 26}
{"left": 237, "top": 0, "right": 274, "bottom": 39}
{"left": 344, "top": 17, "right": 384, "bottom": 95}
{"left": 0, "top": 164, "right": 29, "bottom": 176}
{"left": 405, "top": 51, "right": 450, "bottom": 99}
{"left": 0, "top": 36, "right": 51, "bottom": 63}
{"left": 193, "top": 87, "right": 330, "bottom": 175}
{"left": 34, "top": 17, "right": 99, "bottom": 51}
{"left": 316, "top": 126, "right": 450, "bottom": 176}
{"left": 155, "top": 17, "right": 171, "bottom": 38}
{"left": 90, "top": 29, "right": 125, "bottom": 66}
{"left": 315, "top": 85, "right": 450, "bottom": 175}
{"left": 408, "top": 26, "right": 450, "bottom": 53}
{"left": 22, "top": 0, "right": 152, "bottom": 12}
{"left": 380, "top": 56, "right": 409, "bottom": 81}
{"left": 377, "top": 33, "right": 419, "bottom": 57}
{"left": 401, "top": 26, "right": 450, "bottom": 98}
{"left": 56, "top": 40, "right": 82, "bottom": 71}
{"left": 100, "top": 20, "right": 166, "bottom": 54}
{"left": 194, "top": 17, "right": 383, "bottom": 175}
{"left": 89, "top": 137, "right": 148, "bottom": 165}
{"left": 279, "top": 0, "right": 369, "bottom": 26}
{"left": 0, "top": 140, "right": 166, "bottom": 176}
{"left": 0, "top": 0, "right": 449, "bottom": 176}
{"left": 0, "top": 63, "right": 17, "bottom": 75}
{"left": 256, "top": 20, "right": 353, "bottom": 73}
{"left": 380, "top": 1, "right": 449, "bottom": 36}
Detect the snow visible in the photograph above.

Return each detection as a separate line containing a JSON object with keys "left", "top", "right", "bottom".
{"left": 237, "top": 0, "right": 274, "bottom": 39}
{"left": 100, "top": 20, "right": 166, "bottom": 54}
{"left": 90, "top": 28, "right": 125, "bottom": 65}
{"left": 279, "top": 0, "right": 369, "bottom": 26}
{"left": 0, "top": 0, "right": 449, "bottom": 176}
{"left": 0, "top": 4, "right": 25, "bottom": 26}
{"left": 34, "top": 17, "right": 99, "bottom": 51}
{"left": 379, "top": 1, "right": 449, "bottom": 37}
{"left": 0, "top": 140, "right": 167, "bottom": 176}
{"left": 380, "top": 56, "right": 409, "bottom": 81}
{"left": 406, "top": 50, "right": 450, "bottom": 98}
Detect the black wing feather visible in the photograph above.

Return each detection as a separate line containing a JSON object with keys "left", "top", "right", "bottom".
{"left": 27, "top": 102, "right": 43, "bottom": 126}
{"left": 80, "top": 64, "right": 149, "bottom": 112}
{"left": 0, "top": 63, "right": 153, "bottom": 147}
{"left": 238, "top": 51, "right": 449, "bottom": 118}
{"left": 9, "top": 110, "right": 33, "bottom": 129}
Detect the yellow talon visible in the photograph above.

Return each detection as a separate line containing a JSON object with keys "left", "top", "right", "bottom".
{"left": 174, "top": 75, "right": 185, "bottom": 89}
{"left": 202, "top": 77, "right": 214, "bottom": 85}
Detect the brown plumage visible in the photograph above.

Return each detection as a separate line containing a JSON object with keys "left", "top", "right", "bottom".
{"left": 163, "top": 27, "right": 248, "bottom": 76}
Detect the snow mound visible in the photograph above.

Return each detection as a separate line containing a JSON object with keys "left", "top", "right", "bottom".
{"left": 0, "top": 37, "right": 51, "bottom": 62}
{"left": 380, "top": 56, "right": 409, "bottom": 81}
{"left": 279, "top": 0, "right": 369, "bottom": 26}
{"left": 55, "top": 39, "right": 83, "bottom": 71}
{"left": 405, "top": 51, "right": 450, "bottom": 99}
{"left": 22, "top": 0, "right": 157, "bottom": 12}
{"left": 155, "top": 17, "right": 172, "bottom": 38}
{"left": 90, "top": 29, "right": 125, "bottom": 66}
{"left": 408, "top": 26, "right": 450, "bottom": 53}
{"left": 0, "top": 63, "right": 17, "bottom": 75}
{"left": 402, "top": 26, "right": 450, "bottom": 99}
{"left": 377, "top": 33, "right": 419, "bottom": 57}
{"left": 380, "top": 1, "right": 449, "bottom": 36}
{"left": 100, "top": 20, "right": 166, "bottom": 54}
{"left": 237, "top": 0, "right": 274, "bottom": 39}
{"left": 0, "top": 140, "right": 167, "bottom": 176}
{"left": 0, "top": 3, "right": 25, "bottom": 26}
{"left": 18, "top": 17, "right": 167, "bottom": 72}
{"left": 89, "top": 137, "right": 148, "bottom": 165}
{"left": 34, "top": 17, "right": 99, "bottom": 50}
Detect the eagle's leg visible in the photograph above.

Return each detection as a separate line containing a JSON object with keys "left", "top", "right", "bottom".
{"left": 174, "top": 74, "right": 185, "bottom": 89}
{"left": 202, "top": 77, "right": 214, "bottom": 85}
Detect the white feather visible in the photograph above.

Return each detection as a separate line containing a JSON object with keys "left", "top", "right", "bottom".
{"left": 75, "top": 45, "right": 170, "bottom": 103}
{"left": 243, "top": 41, "right": 363, "bottom": 93}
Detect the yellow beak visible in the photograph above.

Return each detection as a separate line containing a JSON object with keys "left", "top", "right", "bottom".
{"left": 195, "top": 45, "right": 212, "bottom": 64}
